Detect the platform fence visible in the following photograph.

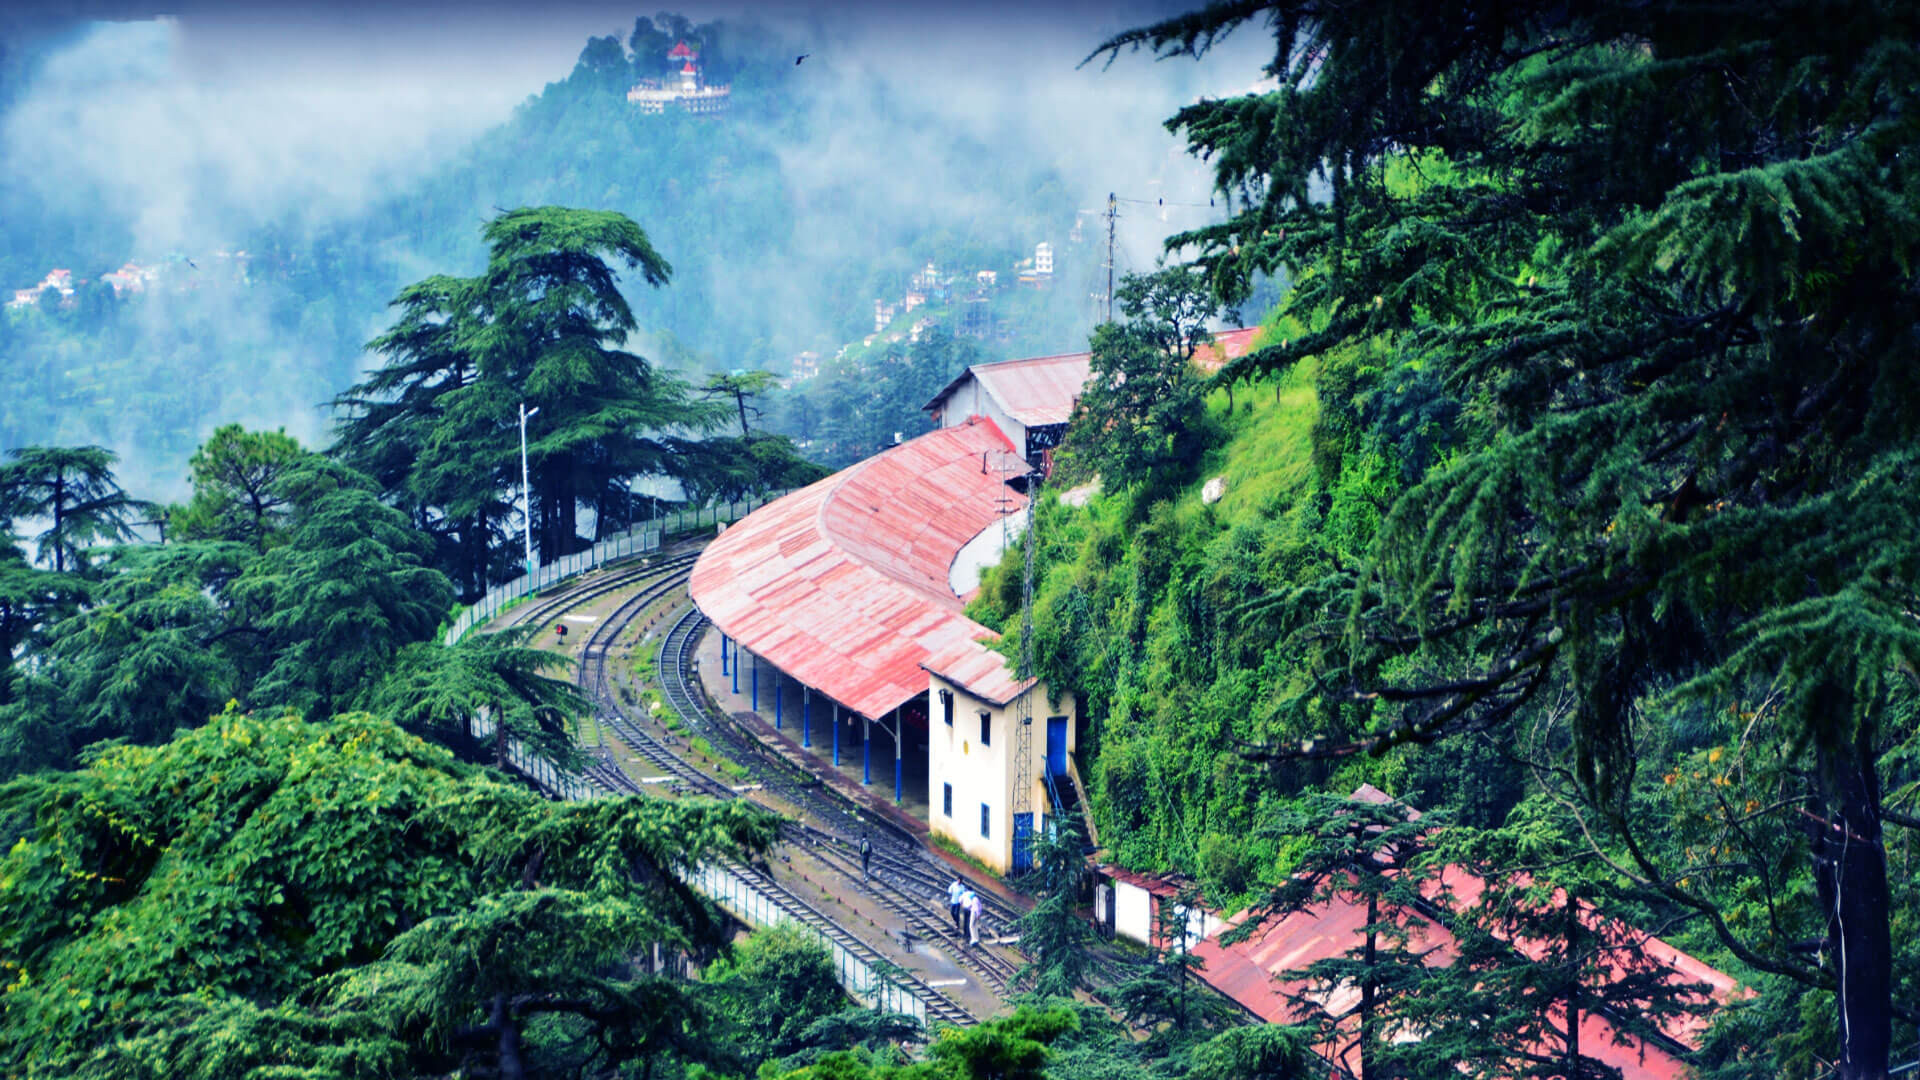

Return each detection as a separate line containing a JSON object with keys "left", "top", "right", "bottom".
{"left": 443, "top": 492, "right": 793, "bottom": 645}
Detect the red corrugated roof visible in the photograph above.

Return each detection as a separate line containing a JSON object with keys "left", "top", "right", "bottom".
{"left": 923, "top": 328, "right": 1264, "bottom": 428}
{"left": 669, "top": 40, "right": 696, "bottom": 58}
{"left": 1184, "top": 789, "right": 1739, "bottom": 1079}
{"left": 690, "top": 419, "right": 1029, "bottom": 720}
{"left": 922, "top": 637, "right": 1033, "bottom": 704}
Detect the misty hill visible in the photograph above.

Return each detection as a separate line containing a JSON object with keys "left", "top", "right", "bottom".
{"left": 0, "top": 13, "right": 1105, "bottom": 498}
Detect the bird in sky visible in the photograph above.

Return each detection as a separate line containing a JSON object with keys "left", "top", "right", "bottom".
{"left": 795, "top": 53, "right": 809, "bottom": 65}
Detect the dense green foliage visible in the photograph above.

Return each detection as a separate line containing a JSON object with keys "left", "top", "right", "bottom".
{"left": 0, "top": 433, "right": 581, "bottom": 777}
{"left": 989, "top": 0, "right": 1920, "bottom": 1074}
{"left": 0, "top": 709, "right": 782, "bottom": 1078}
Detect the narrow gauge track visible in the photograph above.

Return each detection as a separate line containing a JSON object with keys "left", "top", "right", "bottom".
{"left": 577, "top": 591, "right": 1023, "bottom": 999}
{"left": 579, "top": 728, "right": 978, "bottom": 1027}
{"left": 499, "top": 552, "right": 702, "bottom": 633}
{"left": 653, "top": 607, "right": 1027, "bottom": 935}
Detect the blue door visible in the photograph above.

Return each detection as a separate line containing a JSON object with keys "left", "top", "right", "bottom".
{"left": 1012, "top": 812, "right": 1035, "bottom": 873}
{"left": 1046, "top": 716, "right": 1068, "bottom": 778}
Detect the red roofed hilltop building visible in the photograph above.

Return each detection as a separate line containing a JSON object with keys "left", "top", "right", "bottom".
{"left": 628, "top": 40, "right": 730, "bottom": 115}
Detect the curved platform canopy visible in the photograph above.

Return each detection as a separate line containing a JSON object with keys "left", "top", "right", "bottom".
{"left": 690, "top": 417, "right": 1033, "bottom": 721}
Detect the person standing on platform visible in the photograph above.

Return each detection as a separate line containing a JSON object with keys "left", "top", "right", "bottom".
{"left": 947, "top": 879, "right": 965, "bottom": 932}
{"left": 859, "top": 834, "right": 872, "bottom": 881}
{"left": 965, "top": 889, "right": 983, "bottom": 946}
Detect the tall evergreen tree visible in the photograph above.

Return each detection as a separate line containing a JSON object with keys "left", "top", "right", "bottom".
{"left": 0, "top": 445, "right": 149, "bottom": 574}
{"left": 1096, "top": 2, "right": 1920, "bottom": 1074}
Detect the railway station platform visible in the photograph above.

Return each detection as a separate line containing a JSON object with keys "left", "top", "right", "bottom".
{"left": 693, "top": 623, "right": 1032, "bottom": 915}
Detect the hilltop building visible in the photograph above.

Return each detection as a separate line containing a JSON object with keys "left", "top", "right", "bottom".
{"left": 628, "top": 40, "right": 731, "bottom": 115}
{"left": 1034, "top": 242, "right": 1053, "bottom": 276}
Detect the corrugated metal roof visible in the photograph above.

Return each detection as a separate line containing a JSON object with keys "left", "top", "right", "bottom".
{"left": 921, "top": 638, "right": 1034, "bottom": 705}
{"left": 1184, "top": 788, "right": 1739, "bottom": 1078}
{"left": 923, "top": 328, "right": 1266, "bottom": 428}
{"left": 689, "top": 419, "right": 1029, "bottom": 720}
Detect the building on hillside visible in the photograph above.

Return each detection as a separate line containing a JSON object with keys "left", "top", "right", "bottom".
{"left": 789, "top": 351, "right": 820, "bottom": 382}
{"left": 959, "top": 296, "right": 992, "bottom": 339}
{"left": 976, "top": 269, "right": 998, "bottom": 287}
{"left": 8, "top": 288, "right": 40, "bottom": 309}
{"left": 1033, "top": 242, "right": 1053, "bottom": 276}
{"left": 1093, "top": 785, "right": 1740, "bottom": 1079}
{"left": 689, "top": 416, "right": 1080, "bottom": 875}
{"left": 628, "top": 40, "right": 732, "bottom": 115}
{"left": 689, "top": 333, "right": 1277, "bottom": 873}
{"left": 922, "top": 327, "right": 1262, "bottom": 474}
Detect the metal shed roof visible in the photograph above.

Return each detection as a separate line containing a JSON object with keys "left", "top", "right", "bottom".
{"left": 1186, "top": 788, "right": 1739, "bottom": 1078}
{"left": 689, "top": 418, "right": 1030, "bottom": 721}
{"left": 923, "top": 328, "right": 1265, "bottom": 427}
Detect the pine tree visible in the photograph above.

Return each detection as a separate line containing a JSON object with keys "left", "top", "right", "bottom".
{"left": 0, "top": 445, "right": 150, "bottom": 575}
{"left": 1095, "top": 3, "right": 1920, "bottom": 1073}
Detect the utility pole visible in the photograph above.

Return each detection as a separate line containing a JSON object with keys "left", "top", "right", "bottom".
{"left": 519, "top": 402, "right": 539, "bottom": 587}
{"left": 1105, "top": 191, "right": 1117, "bottom": 324}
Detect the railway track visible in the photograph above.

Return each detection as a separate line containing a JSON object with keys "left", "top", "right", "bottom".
{"left": 572, "top": 587, "right": 1025, "bottom": 1000}
{"left": 579, "top": 714, "right": 978, "bottom": 1027}
{"left": 497, "top": 548, "right": 1201, "bottom": 1032}
{"left": 499, "top": 552, "right": 703, "bottom": 633}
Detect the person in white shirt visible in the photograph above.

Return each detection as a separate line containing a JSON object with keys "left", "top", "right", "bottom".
{"left": 965, "top": 889, "right": 983, "bottom": 946}
{"left": 947, "top": 879, "right": 965, "bottom": 933}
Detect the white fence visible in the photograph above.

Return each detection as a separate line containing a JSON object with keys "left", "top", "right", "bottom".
{"left": 443, "top": 492, "right": 794, "bottom": 645}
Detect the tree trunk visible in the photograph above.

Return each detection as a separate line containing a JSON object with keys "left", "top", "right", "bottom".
{"left": 1565, "top": 890, "right": 1580, "bottom": 1080}
{"left": 1813, "top": 712, "right": 1892, "bottom": 1080}
{"left": 51, "top": 467, "right": 66, "bottom": 573}
{"left": 492, "top": 993, "right": 527, "bottom": 1080}
{"left": 1361, "top": 890, "right": 1377, "bottom": 1080}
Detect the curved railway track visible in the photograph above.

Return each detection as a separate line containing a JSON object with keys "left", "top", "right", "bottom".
{"left": 495, "top": 549, "right": 1199, "bottom": 1032}
{"left": 571, "top": 588, "right": 1024, "bottom": 999}
{"left": 498, "top": 551, "right": 703, "bottom": 633}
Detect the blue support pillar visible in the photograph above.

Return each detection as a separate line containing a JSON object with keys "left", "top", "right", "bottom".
{"left": 750, "top": 652, "right": 759, "bottom": 712}
{"left": 721, "top": 634, "right": 729, "bottom": 677}
{"left": 802, "top": 688, "right": 811, "bottom": 748}
{"left": 862, "top": 717, "right": 871, "bottom": 785}
{"left": 731, "top": 644, "right": 739, "bottom": 695}
{"left": 891, "top": 707, "right": 903, "bottom": 804}
{"left": 832, "top": 702, "right": 840, "bottom": 766}
{"left": 773, "top": 670, "right": 782, "bottom": 729}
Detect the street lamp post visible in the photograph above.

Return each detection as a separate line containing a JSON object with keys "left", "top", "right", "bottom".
{"left": 519, "top": 403, "right": 540, "bottom": 591}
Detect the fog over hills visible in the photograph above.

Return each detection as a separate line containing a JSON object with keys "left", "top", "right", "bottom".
{"left": 0, "top": 1, "right": 1269, "bottom": 500}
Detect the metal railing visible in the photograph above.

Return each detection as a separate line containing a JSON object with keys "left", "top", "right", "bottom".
{"left": 443, "top": 492, "right": 794, "bottom": 645}
{"left": 689, "top": 862, "right": 931, "bottom": 1025}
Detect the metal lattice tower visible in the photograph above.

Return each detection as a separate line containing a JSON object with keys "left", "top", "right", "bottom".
{"left": 1011, "top": 470, "right": 1040, "bottom": 862}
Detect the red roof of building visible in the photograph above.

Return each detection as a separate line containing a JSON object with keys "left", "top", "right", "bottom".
{"left": 682, "top": 61, "right": 697, "bottom": 74}
{"left": 923, "top": 328, "right": 1264, "bottom": 427}
{"left": 1185, "top": 789, "right": 1740, "bottom": 1079}
{"left": 690, "top": 419, "right": 1030, "bottom": 720}
{"left": 669, "top": 40, "right": 696, "bottom": 59}
{"left": 921, "top": 637, "right": 1033, "bottom": 705}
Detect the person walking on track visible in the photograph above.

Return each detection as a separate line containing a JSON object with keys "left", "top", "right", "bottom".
{"left": 965, "top": 889, "right": 983, "bottom": 946}
{"left": 947, "top": 879, "right": 965, "bottom": 932}
{"left": 859, "top": 834, "right": 872, "bottom": 881}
